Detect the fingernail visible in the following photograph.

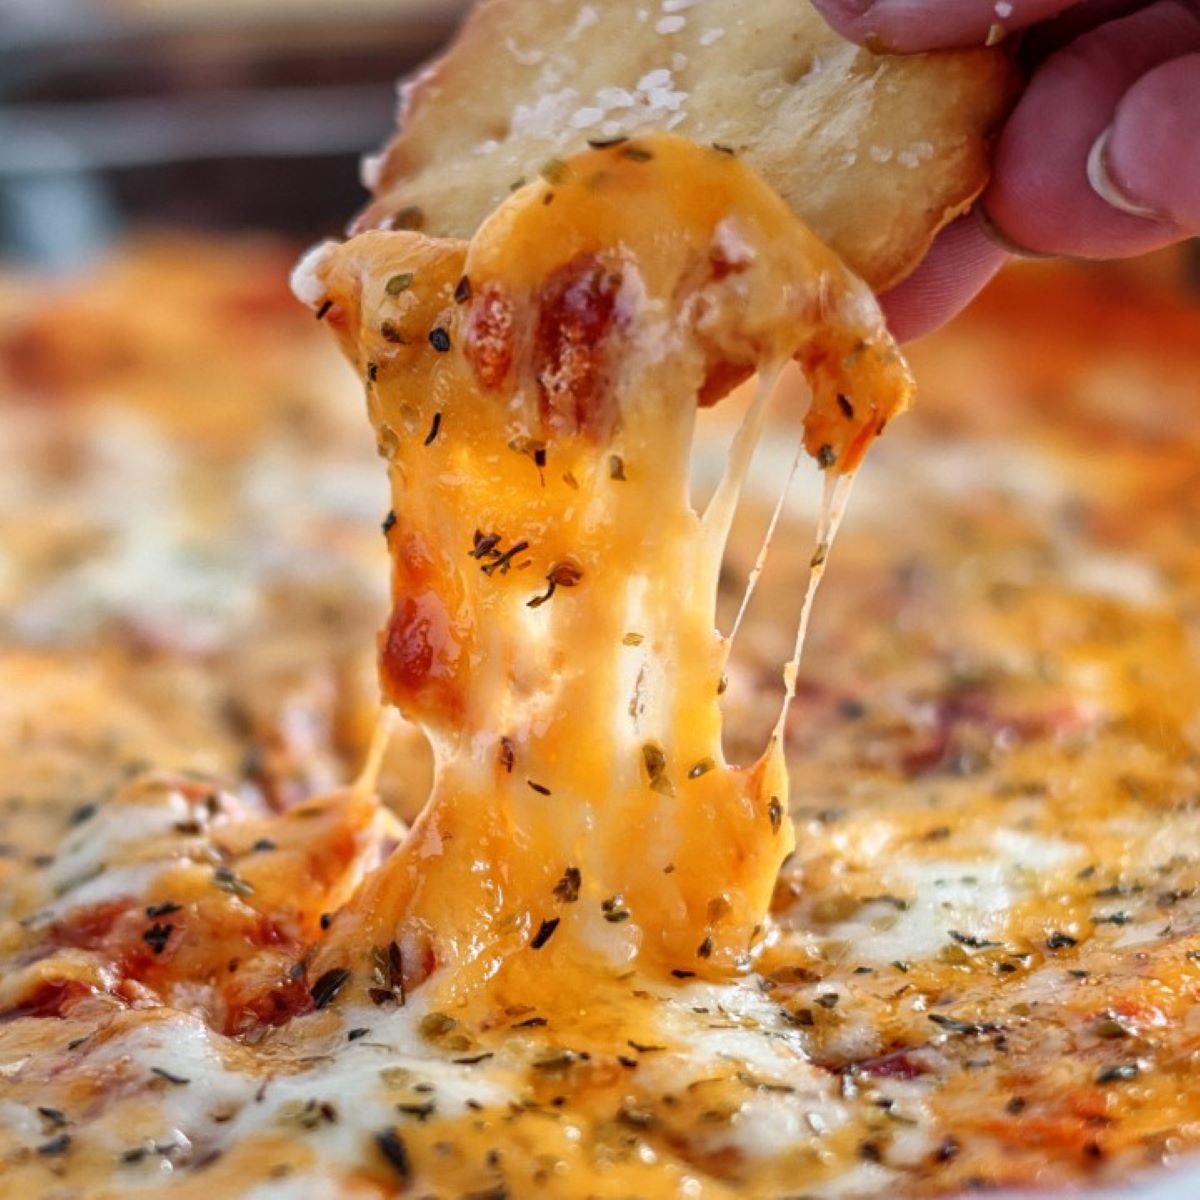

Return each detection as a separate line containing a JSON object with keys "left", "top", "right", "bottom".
{"left": 975, "top": 206, "right": 1052, "bottom": 260}
{"left": 823, "top": 0, "right": 875, "bottom": 17}
{"left": 1086, "top": 126, "right": 1164, "bottom": 221}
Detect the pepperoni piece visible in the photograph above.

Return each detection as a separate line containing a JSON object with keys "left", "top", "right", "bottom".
{"left": 465, "top": 282, "right": 516, "bottom": 390}
{"left": 534, "top": 254, "right": 621, "bottom": 436}
{"left": 379, "top": 591, "right": 463, "bottom": 721}
{"left": 0, "top": 979, "right": 94, "bottom": 1023}
{"left": 849, "top": 1049, "right": 930, "bottom": 1080}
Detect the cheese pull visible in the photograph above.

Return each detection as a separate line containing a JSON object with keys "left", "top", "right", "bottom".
{"left": 305, "top": 134, "right": 913, "bottom": 1006}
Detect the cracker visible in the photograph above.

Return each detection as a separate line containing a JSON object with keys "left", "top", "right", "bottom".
{"left": 354, "top": 0, "right": 1018, "bottom": 292}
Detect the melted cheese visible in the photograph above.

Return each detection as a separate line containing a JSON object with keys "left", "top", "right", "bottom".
{"left": 4, "top": 169, "right": 1200, "bottom": 1200}
{"left": 305, "top": 134, "right": 910, "bottom": 1015}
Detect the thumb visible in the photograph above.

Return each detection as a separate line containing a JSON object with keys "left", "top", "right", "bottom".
{"left": 1098, "top": 53, "right": 1200, "bottom": 233}
{"left": 811, "top": 0, "right": 1081, "bottom": 51}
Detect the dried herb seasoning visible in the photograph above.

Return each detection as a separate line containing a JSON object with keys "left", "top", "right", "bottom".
{"left": 212, "top": 868, "right": 254, "bottom": 897}
{"left": 309, "top": 967, "right": 351, "bottom": 1010}
{"left": 142, "top": 923, "right": 173, "bottom": 955}
{"left": 553, "top": 867, "right": 581, "bottom": 903}
{"left": 768, "top": 796, "right": 784, "bottom": 834}
{"left": 498, "top": 737, "right": 515, "bottom": 774}
{"left": 530, "top": 918, "right": 560, "bottom": 949}
{"left": 949, "top": 930, "right": 1001, "bottom": 949}
{"left": 928, "top": 1013, "right": 985, "bottom": 1036}
{"left": 151, "top": 1067, "right": 190, "bottom": 1086}
{"left": 375, "top": 1128, "right": 411, "bottom": 1180}
{"left": 528, "top": 561, "right": 583, "bottom": 608}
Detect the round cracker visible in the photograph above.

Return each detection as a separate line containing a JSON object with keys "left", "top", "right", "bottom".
{"left": 354, "top": 0, "right": 1020, "bottom": 292}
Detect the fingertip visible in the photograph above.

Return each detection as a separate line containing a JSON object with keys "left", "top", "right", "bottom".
{"left": 879, "top": 212, "right": 1009, "bottom": 341}
{"left": 812, "top": 0, "right": 1078, "bottom": 52}
{"left": 1105, "top": 53, "right": 1200, "bottom": 233}
{"left": 983, "top": 0, "right": 1200, "bottom": 257}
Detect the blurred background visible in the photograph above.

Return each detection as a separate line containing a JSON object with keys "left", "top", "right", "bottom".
{"left": 0, "top": 0, "right": 466, "bottom": 266}
{"left": 1, "top": 0, "right": 1197, "bottom": 277}
{"left": 0, "top": 0, "right": 1197, "bottom": 829}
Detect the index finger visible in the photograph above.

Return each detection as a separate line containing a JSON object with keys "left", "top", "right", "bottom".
{"left": 811, "top": 0, "right": 1082, "bottom": 51}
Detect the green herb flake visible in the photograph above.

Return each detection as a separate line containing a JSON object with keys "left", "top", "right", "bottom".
{"left": 1096, "top": 1063, "right": 1139, "bottom": 1084}
{"left": 212, "top": 867, "right": 254, "bottom": 897}
{"left": 150, "top": 1067, "right": 190, "bottom": 1086}
{"left": 530, "top": 918, "right": 561, "bottom": 950}
{"left": 374, "top": 1128, "right": 411, "bottom": 1180}
{"left": 309, "top": 967, "right": 351, "bottom": 1010}
{"left": 142, "top": 922, "right": 174, "bottom": 955}
{"left": 419, "top": 1012, "right": 457, "bottom": 1041}
{"left": 768, "top": 796, "right": 784, "bottom": 834}
{"left": 553, "top": 867, "right": 582, "bottom": 904}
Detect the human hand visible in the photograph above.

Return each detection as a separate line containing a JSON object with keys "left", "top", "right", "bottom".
{"left": 811, "top": 0, "right": 1200, "bottom": 339}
